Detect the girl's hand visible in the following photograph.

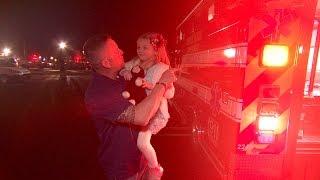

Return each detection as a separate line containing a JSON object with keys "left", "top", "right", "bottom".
{"left": 159, "top": 69, "right": 177, "bottom": 84}
{"left": 122, "top": 70, "right": 132, "bottom": 80}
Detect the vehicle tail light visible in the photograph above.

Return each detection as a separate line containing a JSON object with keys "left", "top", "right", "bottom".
{"left": 256, "top": 115, "right": 279, "bottom": 144}
{"left": 258, "top": 115, "right": 279, "bottom": 131}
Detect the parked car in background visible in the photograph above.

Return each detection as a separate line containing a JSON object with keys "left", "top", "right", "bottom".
{"left": 0, "top": 57, "right": 31, "bottom": 83}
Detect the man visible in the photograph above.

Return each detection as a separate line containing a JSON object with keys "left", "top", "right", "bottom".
{"left": 83, "top": 35, "right": 176, "bottom": 180}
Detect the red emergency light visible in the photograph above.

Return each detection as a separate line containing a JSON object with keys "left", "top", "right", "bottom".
{"left": 224, "top": 48, "right": 236, "bottom": 58}
{"left": 28, "top": 53, "right": 40, "bottom": 63}
{"left": 261, "top": 44, "right": 290, "bottom": 67}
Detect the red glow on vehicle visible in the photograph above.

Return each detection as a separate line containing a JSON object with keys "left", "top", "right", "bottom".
{"left": 28, "top": 53, "right": 40, "bottom": 63}
{"left": 73, "top": 52, "right": 84, "bottom": 63}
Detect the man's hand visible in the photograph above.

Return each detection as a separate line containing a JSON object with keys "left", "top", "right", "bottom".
{"left": 158, "top": 69, "right": 177, "bottom": 84}
{"left": 122, "top": 70, "right": 133, "bottom": 80}
{"left": 141, "top": 79, "right": 154, "bottom": 90}
{"left": 132, "top": 69, "right": 177, "bottom": 126}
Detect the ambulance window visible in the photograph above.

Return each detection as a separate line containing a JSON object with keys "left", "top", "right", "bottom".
{"left": 179, "top": 30, "right": 183, "bottom": 41}
{"left": 176, "top": 30, "right": 184, "bottom": 44}
{"left": 213, "top": 0, "right": 236, "bottom": 17}
{"left": 208, "top": 3, "right": 215, "bottom": 21}
{"left": 195, "top": 10, "right": 206, "bottom": 32}
{"left": 305, "top": 21, "right": 320, "bottom": 97}
{"left": 184, "top": 21, "right": 192, "bottom": 36}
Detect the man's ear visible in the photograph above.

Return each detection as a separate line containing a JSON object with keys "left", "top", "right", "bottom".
{"left": 101, "top": 58, "right": 111, "bottom": 68}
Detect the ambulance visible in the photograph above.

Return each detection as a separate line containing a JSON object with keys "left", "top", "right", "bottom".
{"left": 172, "top": 0, "right": 320, "bottom": 179}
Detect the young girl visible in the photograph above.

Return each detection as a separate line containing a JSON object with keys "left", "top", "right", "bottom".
{"left": 120, "top": 32, "right": 174, "bottom": 175}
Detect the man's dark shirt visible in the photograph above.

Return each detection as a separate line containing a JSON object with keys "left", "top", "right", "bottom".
{"left": 85, "top": 72, "right": 142, "bottom": 179}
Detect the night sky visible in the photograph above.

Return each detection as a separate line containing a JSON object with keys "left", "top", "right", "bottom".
{"left": 0, "top": 0, "right": 199, "bottom": 59}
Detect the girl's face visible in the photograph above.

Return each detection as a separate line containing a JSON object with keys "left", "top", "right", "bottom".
{"left": 136, "top": 38, "right": 156, "bottom": 62}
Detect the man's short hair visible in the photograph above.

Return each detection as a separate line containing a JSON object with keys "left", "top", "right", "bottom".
{"left": 83, "top": 34, "right": 111, "bottom": 69}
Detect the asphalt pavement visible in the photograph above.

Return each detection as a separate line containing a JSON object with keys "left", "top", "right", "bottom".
{"left": 0, "top": 69, "right": 218, "bottom": 180}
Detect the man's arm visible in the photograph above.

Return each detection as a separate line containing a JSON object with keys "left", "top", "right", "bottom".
{"left": 117, "top": 69, "right": 176, "bottom": 126}
{"left": 117, "top": 84, "right": 165, "bottom": 126}
{"left": 134, "top": 84, "right": 165, "bottom": 125}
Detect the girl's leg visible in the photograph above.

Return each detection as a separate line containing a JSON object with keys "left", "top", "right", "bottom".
{"left": 137, "top": 130, "right": 159, "bottom": 168}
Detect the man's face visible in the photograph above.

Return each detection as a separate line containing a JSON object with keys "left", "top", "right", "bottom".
{"left": 136, "top": 38, "right": 156, "bottom": 61}
{"left": 99, "top": 38, "right": 124, "bottom": 70}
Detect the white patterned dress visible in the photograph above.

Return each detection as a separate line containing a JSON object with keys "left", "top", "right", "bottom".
{"left": 121, "top": 60, "right": 175, "bottom": 134}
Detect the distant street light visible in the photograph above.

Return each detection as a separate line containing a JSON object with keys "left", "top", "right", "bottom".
{"left": 58, "top": 41, "right": 67, "bottom": 73}
{"left": 3, "top": 48, "right": 11, "bottom": 56}
{"left": 58, "top": 42, "right": 67, "bottom": 49}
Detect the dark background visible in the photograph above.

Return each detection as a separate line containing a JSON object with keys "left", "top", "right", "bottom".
{"left": 0, "top": 0, "right": 199, "bottom": 59}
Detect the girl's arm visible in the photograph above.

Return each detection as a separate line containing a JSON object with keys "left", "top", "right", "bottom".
{"left": 120, "top": 58, "right": 139, "bottom": 72}
{"left": 119, "top": 58, "right": 139, "bottom": 79}
{"left": 124, "top": 58, "right": 137, "bottom": 70}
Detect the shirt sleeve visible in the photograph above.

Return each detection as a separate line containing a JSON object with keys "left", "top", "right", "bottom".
{"left": 119, "top": 58, "right": 141, "bottom": 76}
{"left": 125, "top": 58, "right": 140, "bottom": 70}
{"left": 85, "top": 92, "right": 132, "bottom": 123}
{"left": 147, "top": 63, "right": 169, "bottom": 85}
{"left": 124, "top": 60, "right": 134, "bottom": 70}
{"left": 117, "top": 105, "right": 136, "bottom": 124}
{"left": 145, "top": 63, "right": 175, "bottom": 99}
